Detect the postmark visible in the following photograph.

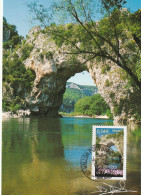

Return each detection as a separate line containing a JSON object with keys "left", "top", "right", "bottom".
{"left": 80, "top": 144, "right": 114, "bottom": 180}
{"left": 92, "top": 126, "right": 127, "bottom": 180}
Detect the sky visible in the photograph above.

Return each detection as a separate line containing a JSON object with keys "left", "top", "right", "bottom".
{"left": 68, "top": 71, "right": 95, "bottom": 86}
{"left": 96, "top": 128, "right": 124, "bottom": 137}
{"left": 3, "top": 0, "right": 141, "bottom": 86}
{"left": 3, "top": 0, "right": 141, "bottom": 37}
{"left": 111, "top": 145, "right": 118, "bottom": 151}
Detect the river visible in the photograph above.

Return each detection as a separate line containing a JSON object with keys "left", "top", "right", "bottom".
{"left": 2, "top": 117, "right": 141, "bottom": 194}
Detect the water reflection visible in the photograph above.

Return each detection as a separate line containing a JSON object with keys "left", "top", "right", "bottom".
{"left": 35, "top": 118, "right": 64, "bottom": 160}
{"left": 2, "top": 118, "right": 141, "bottom": 195}
{"left": 2, "top": 118, "right": 67, "bottom": 195}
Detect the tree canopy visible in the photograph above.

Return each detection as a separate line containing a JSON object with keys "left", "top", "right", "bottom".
{"left": 27, "top": 0, "right": 141, "bottom": 89}
{"left": 3, "top": 18, "right": 36, "bottom": 113}
{"left": 74, "top": 94, "right": 113, "bottom": 117}
{"left": 3, "top": 17, "right": 23, "bottom": 49}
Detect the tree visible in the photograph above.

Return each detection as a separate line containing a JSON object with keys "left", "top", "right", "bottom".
{"left": 27, "top": 0, "right": 141, "bottom": 89}
{"left": 3, "top": 19, "right": 36, "bottom": 113}
{"left": 3, "top": 17, "right": 23, "bottom": 49}
{"left": 74, "top": 94, "right": 112, "bottom": 117}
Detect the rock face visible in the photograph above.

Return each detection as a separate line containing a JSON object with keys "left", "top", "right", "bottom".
{"left": 24, "top": 27, "right": 86, "bottom": 117}
{"left": 99, "top": 134, "right": 123, "bottom": 156}
{"left": 23, "top": 27, "right": 141, "bottom": 122}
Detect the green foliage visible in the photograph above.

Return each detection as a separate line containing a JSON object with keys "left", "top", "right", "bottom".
{"left": 102, "top": 0, "right": 127, "bottom": 10}
{"left": 22, "top": 40, "right": 26, "bottom": 45}
{"left": 61, "top": 85, "right": 113, "bottom": 118}
{"left": 33, "top": 31, "right": 40, "bottom": 38}
{"left": 65, "top": 88, "right": 83, "bottom": 100}
{"left": 101, "top": 65, "right": 111, "bottom": 74}
{"left": 9, "top": 103, "right": 21, "bottom": 114}
{"left": 69, "top": 55, "right": 78, "bottom": 64}
{"left": 3, "top": 19, "right": 35, "bottom": 113}
{"left": 105, "top": 79, "right": 111, "bottom": 87}
{"left": 106, "top": 109, "right": 113, "bottom": 119}
{"left": 109, "top": 92, "right": 115, "bottom": 100}
{"left": 27, "top": 0, "right": 141, "bottom": 89}
{"left": 74, "top": 94, "right": 112, "bottom": 117}
{"left": 136, "top": 57, "right": 141, "bottom": 81}
{"left": 21, "top": 44, "right": 34, "bottom": 60}
{"left": 45, "top": 51, "right": 53, "bottom": 60}
{"left": 74, "top": 96, "right": 90, "bottom": 115}
{"left": 109, "top": 151, "right": 121, "bottom": 157}
{"left": 36, "top": 48, "right": 40, "bottom": 52}
{"left": 107, "top": 130, "right": 124, "bottom": 139}
{"left": 129, "top": 9, "right": 141, "bottom": 39}
{"left": 3, "top": 17, "right": 23, "bottom": 49}
{"left": 96, "top": 135, "right": 100, "bottom": 145}
{"left": 39, "top": 51, "right": 53, "bottom": 61}
{"left": 3, "top": 33, "right": 36, "bottom": 113}
{"left": 2, "top": 95, "right": 23, "bottom": 113}
{"left": 60, "top": 83, "right": 97, "bottom": 113}
{"left": 3, "top": 53, "right": 35, "bottom": 90}
{"left": 61, "top": 89, "right": 85, "bottom": 113}
{"left": 112, "top": 90, "right": 141, "bottom": 119}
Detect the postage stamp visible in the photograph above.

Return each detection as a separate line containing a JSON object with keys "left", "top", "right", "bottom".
{"left": 92, "top": 126, "right": 127, "bottom": 180}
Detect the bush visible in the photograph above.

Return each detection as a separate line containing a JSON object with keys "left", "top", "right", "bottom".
{"left": 106, "top": 109, "right": 113, "bottom": 118}
{"left": 101, "top": 65, "right": 111, "bottom": 74}
{"left": 3, "top": 53, "right": 36, "bottom": 112}
{"left": 3, "top": 18, "right": 36, "bottom": 113}
{"left": 3, "top": 17, "right": 23, "bottom": 49}
{"left": 105, "top": 79, "right": 113, "bottom": 87}
{"left": 45, "top": 51, "right": 53, "bottom": 60}
{"left": 10, "top": 103, "right": 21, "bottom": 114}
{"left": 74, "top": 94, "right": 112, "bottom": 117}
{"left": 39, "top": 51, "right": 53, "bottom": 61}
{"left": 21, "top": 44, "right": 34, "bottom": 60}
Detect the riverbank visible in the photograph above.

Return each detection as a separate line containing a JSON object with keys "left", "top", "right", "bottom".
{"left": 2, "top": 110, "right": 31, "bottom": 118}
{"left": 61, "top": 114, "right": 110, "bottom": 119}
{"left": 2, "top": 111, "right": 110, "bottom": 119}
{"left": 73, "top": 115, "right": 109, "bottom": 119}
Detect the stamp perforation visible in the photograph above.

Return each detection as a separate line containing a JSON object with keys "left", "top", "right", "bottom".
{"left": 92, "top": 125, "right": 127, "bottom": 181}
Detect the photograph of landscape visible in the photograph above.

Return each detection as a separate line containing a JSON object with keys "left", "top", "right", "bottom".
{"left": 1, "top": 0, "right": 141, "bottom": 194}
{"left": 95, "top": 129, "right": 124, "bottom": 178}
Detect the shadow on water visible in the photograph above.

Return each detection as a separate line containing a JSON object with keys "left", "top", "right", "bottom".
{"left": 2, "top": 117, "right": 68, "bottom": 195}
{"left": 2, "top": 117, "right": 64, "bottom": 163}
{"left": 2, "top": 117, "right": 141, "bottom": 195}
{"left": 35, "top": 118, "right": 64, "bottom": 160}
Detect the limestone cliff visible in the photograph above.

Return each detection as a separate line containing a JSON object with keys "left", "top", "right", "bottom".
{"left": 23, "top": 27, "right": 86, "bottom": 117}
{"left": 6, "top": 26, "right": 141, "bottom": 122}
{"left": 99, "top": 133, "right": 123, "bottom": 156}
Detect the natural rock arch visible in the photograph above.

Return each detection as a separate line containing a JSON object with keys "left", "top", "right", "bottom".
{"left": 99, "top": 136, "right": 123, "bottom": 156}
{"left": 24, "top": 27, "right": 141, "bottom": 123}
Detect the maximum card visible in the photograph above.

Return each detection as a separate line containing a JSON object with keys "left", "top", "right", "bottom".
{"left": 92, "top": 126, "right": 127, "bottom": 180}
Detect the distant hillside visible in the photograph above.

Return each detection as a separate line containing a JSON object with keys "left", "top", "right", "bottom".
{"left": 60, "top": 82, "right": 98, "bottom": 113}
{"left": 66, "top": 82, "right": 98, "bottom": 96}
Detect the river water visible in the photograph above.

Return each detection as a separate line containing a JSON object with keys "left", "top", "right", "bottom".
{"left": 2, "top": 117, "right": 141, "bottom": 194}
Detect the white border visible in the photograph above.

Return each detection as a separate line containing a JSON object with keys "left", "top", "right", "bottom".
{"left": 0, "top": 0, "right": 3, "bottom": 194}
{"left": 92, "top": 126, "right": 127, "bottom": 180}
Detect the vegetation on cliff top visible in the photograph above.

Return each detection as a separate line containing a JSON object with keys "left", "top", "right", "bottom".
{"left": 28, "top": 0, "right": 141, "bottom": 90}
{"left": 3, "top": 17, "right": 23, "bottom": 49}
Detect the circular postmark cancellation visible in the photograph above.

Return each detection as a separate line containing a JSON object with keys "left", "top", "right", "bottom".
{"left": 80, "top": 144, "right": 115, "bottom": 181}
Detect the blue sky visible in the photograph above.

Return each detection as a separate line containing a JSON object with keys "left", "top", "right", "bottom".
{"left": 96, "top": 128, "right": 124, "bottom": 137}
{"left": 68, "top": 71, "right": 95, "bottom": 86}
{"left": 3, "top": 0, "right": 141, "bottom": 37}
{"left": 110, "top": 145, "right": 118, "bottom": 151}
{"left": 3, "top": 0, "right": 141, "bottom": 86}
